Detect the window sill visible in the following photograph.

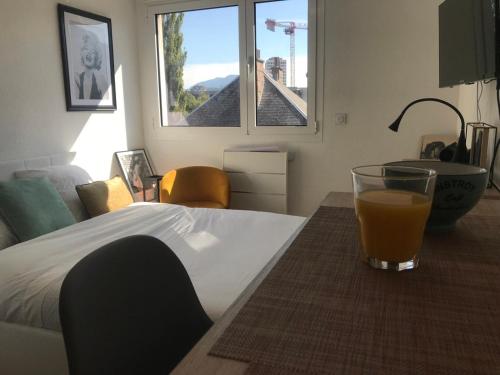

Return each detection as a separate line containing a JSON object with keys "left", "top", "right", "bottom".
{"left": 150, "top": 122, "right": 323, "bottom": 143}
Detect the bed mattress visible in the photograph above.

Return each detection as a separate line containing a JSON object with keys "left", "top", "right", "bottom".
{"left": 0, "top": 203, "right": 305, "bottom": 331}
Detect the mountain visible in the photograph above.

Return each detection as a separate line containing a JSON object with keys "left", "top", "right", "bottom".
{"left": 189, "top": 75, "right": 238, "bottom": 94}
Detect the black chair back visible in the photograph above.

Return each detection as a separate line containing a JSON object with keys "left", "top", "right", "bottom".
{"left": 59, "top": 235, "right": 212, "bottom": 375}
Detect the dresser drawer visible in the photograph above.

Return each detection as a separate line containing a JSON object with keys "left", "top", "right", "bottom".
{"left": 228, "top": 172, "right": 286, "bottom": 195}
{"left": 224, "top": 150, "right": 288, "bottom": 214}
{"left": 223, "top": 152, "right": 287, "bottom": 174}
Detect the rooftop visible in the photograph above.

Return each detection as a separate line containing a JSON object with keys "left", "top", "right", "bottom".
{"left": 185, "top": 61, "right": 307, "bottom": 127}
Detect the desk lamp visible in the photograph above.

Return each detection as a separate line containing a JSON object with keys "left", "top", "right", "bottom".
{"left": 388, "top": 98, "right": 468, "bottom": 164}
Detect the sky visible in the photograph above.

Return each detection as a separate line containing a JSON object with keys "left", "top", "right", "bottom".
{"left": 174, "top": 0, "right": 308, "bottom": 88}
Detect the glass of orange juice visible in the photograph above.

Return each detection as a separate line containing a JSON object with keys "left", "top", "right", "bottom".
{"left": 351, "top": 165, "right": 437, "bottom": 271}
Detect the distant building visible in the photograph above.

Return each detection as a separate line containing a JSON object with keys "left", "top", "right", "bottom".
{"left": 265, "top": 57, "right": 287, "bottom": 86}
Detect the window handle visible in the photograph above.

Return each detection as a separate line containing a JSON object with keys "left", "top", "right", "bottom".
{"left": 247, "top": 56, "right": 254, "bottom": 74}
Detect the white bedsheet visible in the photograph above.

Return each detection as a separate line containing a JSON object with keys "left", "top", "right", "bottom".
{"left": 0, "top": 203, "right": 305, "bottom": 332}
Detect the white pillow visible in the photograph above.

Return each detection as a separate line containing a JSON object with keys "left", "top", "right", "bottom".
{"left": 15, "top": 165, "right": 92, "bottom": 222}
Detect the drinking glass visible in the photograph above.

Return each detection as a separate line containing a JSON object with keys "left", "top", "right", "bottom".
{"left": 351, "top": 165, "right": 437, "bottom": 271}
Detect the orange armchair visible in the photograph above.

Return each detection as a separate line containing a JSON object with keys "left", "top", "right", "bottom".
{"left": 159, "top": 166, "right": 230, "bottom": 209}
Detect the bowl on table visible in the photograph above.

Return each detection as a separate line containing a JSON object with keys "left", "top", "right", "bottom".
{"left": 385, "top": 160, "right": 489, "bottom": 231}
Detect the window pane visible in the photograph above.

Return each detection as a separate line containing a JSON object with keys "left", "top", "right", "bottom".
{"left": 157, "top": 7, "right": 240, "bottom": 127}
{"left": 255, "top": 0, "right": 308, "bottom": 126}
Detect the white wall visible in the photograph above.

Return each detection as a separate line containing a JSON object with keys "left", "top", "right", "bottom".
{"left": 137, "top": 0, "right": 465, "bottom": 216}
{"left": 0, "top": 0, "right": 144, "bottom": 180}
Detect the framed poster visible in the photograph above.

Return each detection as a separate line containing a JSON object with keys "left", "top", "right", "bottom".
{"left": 58, "top": 4, "right": 116, "bottom": 111}
{"left": 420, "top": 134, "right": 457, "bottom": 160}
{"left": 115, "top": 149, "right": 159, "bottom": 202}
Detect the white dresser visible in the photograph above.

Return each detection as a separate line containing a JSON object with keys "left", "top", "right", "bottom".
{"left": 223, "top": 150, "right": 288, "bottom": 214}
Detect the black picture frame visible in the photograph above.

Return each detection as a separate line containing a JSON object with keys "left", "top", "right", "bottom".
{"left": 58, "top": 4, "right": 117, "bottom": 111}
{"left": 420, "top": 134, "right": 457, "bottom": 160}
{"left": 115, "top": 149, "right": 162, "bottom": 202}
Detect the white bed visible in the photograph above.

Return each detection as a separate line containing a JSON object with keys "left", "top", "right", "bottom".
{"left": 0, "top": 154, "right": 305, "bottom": 375}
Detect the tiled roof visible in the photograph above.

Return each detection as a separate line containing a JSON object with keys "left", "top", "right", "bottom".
{"left": 185, "top": 71, "right": 307, "bottom": 127}
{"left": 185, "top": 77, "right": 240, "bottom": 127}
{"left": 257, "top": 72, "right": 307, "bottom": 126}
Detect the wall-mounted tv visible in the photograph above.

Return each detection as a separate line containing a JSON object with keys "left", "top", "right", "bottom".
{"left": 439, "top": 0, "right": 499, "bottom": 87}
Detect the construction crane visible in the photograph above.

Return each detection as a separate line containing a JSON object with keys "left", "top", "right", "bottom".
{"left": 265, "top": 18, "right": 307, "bottom": 87}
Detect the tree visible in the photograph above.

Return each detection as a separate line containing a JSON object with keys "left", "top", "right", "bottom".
{"left": 163, "top": 13, "right": 187, "bottom": 112}
{"left": 163, "top": 13, "right": 209, "bottom": 115}
{"left": 183, "top": 90, "right": 210, "bottom": 113}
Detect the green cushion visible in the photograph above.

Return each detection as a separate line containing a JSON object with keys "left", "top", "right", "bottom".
{"left": 0, "top": 177, "right": 76, "bottom": 241}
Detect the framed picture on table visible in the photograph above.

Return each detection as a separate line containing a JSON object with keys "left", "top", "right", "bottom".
{"left": 420, "top": 134, "right": 457, "bottom": 160}
{"left": 115, "top": 149, "right": 162, "bottom": 202}
{"left": 58, "top": 4, "right": 116, "bottom": 111}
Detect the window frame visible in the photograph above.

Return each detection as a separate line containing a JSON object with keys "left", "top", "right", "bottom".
{"left": 146, "top": 0, "right": 323, "bottom": 140}
{"left": 246, "top": 0, "right": 318, "bottom": 135}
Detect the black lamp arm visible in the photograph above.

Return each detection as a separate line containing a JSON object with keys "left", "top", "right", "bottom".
{"left": 389, "top": 98, "right": 465, "bottom": 132}
{"left": 388, "top": 97, "right": 468, "bottom": 164}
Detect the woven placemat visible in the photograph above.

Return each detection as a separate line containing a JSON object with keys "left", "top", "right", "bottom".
{"left": 209, "top": 206, "right": 500, "bottom": 374}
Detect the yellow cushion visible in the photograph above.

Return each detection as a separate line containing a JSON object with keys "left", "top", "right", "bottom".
{"left": 76, "top": 176, "right": 133, "bottom": 218}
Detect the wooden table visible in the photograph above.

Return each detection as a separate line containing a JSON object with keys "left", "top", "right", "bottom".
{"left": 173, "top": 190, "right": 500, "bottom": 374}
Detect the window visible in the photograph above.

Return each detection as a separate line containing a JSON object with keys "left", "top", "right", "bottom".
{"left": 154, "top": 0, "right": 319, "bottom": 134}
{"left": 156, "top": 6, "right": 240, "bottom": 127}
{"left": 255, "top": 0, "right": 308, "bottom": 127}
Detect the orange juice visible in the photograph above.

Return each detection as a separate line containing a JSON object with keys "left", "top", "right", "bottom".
{"left": 355, "top": 190, "right": 432, "bottom": 262}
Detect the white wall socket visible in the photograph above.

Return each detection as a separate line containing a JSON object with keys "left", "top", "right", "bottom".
{"left": 335, "top": 113, "right": 348, "bottom": 126}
